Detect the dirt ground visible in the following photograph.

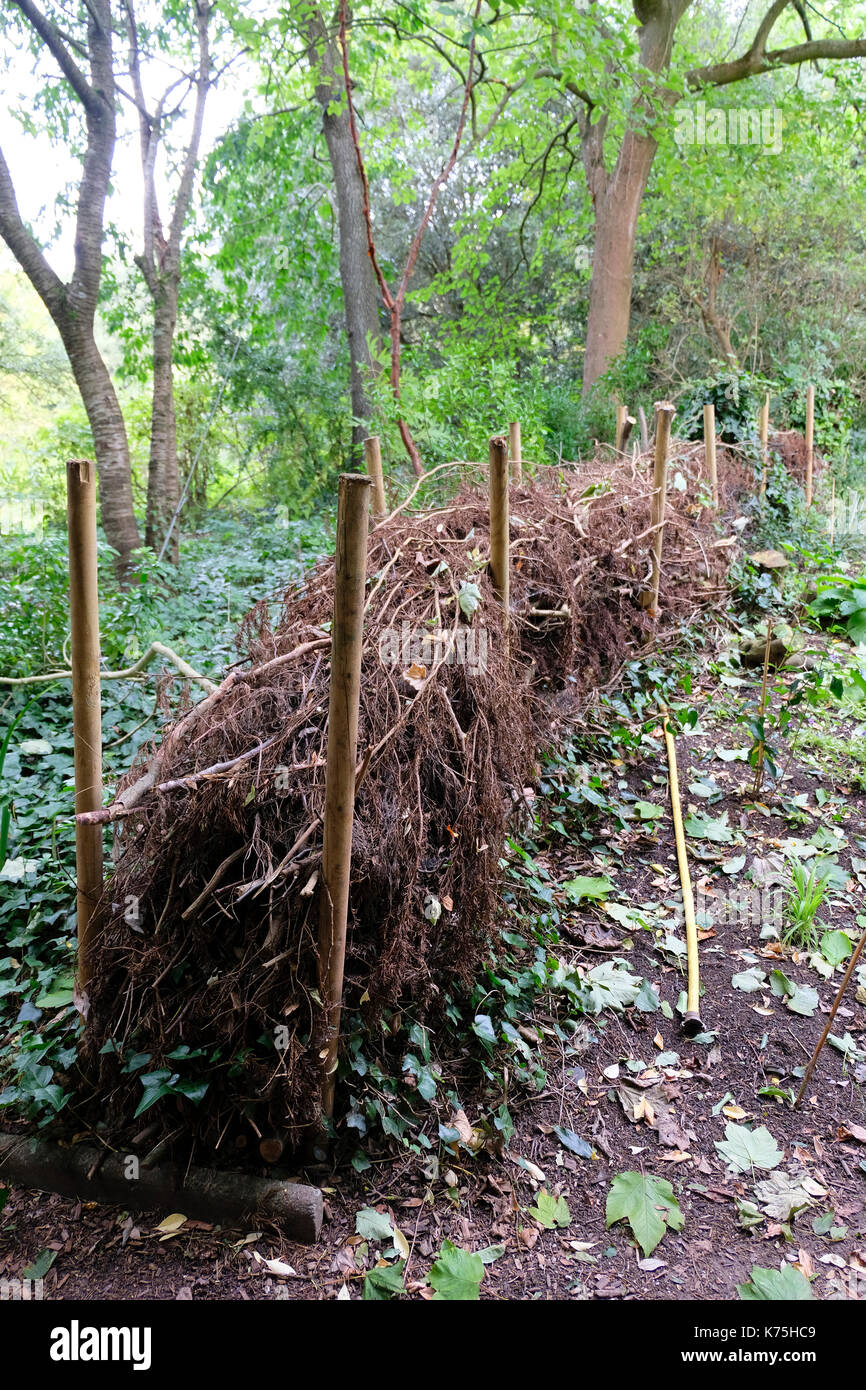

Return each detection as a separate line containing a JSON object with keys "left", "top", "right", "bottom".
{"left": 2, "top": 622, "right": 865, "bottom": 1303}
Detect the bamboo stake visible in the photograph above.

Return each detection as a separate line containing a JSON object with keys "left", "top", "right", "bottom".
{"left": 751, "top": 614, "right": 773, "bottom": 799}
{"left": 794, "top": 927, "right": 866, "bottom": 1108}
{"left": 805, "top": 383, "right": 815, "bottom": 508}
{"left": 759, "top": 392, "right": 769, "bottom": 499}
{"left": 488, "top": 436, "right": 510, "bottom": 631}
{"left": 318, "top": 473, "right": 372, "bottom": 1119}
{"left": 66, "top": 460, "right": 104, "bottom": 994}
{"left": 703, "top": 402, "right": 718, "bottom": 508}
{"left": 662, "top": 712, "right": 703, "bottom": 1036}
{"left": 508, "top": 420, "right": 522, "bottom": 485}
{"left": 363, "top": 435, "right": 387, "bottom": 520}
{"left": 648, "top": 401, "right": 675, "bottom": 617}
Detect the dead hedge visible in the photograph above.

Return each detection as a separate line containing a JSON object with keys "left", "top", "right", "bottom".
{"left": 81, "top": 440, "right": 755, "bottom": 1149}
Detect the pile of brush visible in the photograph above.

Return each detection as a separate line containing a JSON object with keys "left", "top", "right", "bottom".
{"left": 82, "top": 443, "right": 751, "bottom": 1149}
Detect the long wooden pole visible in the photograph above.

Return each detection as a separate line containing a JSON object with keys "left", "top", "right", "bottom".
{"left": 66, "top": 459, "right": 103, "bottom": 993}
{"left": 759, "top": 392, "right": 769, "bottom": 499}
{"left": 703, "top": 402, "right": 718, "bottom": 509}
{"left": 662, "top": 712, "right": 703, "bottom": 1036}
{"left": 648, "top": 402, "right": 675, "bottom": 618}
{"left": 363, "top": 435, "right": 387, "bottom": 520}
{"left": 318, "top": 473, "right": 372, "bottom": 1119}
{"left": 508, "top": 421, "right": 522, "bottom": 485}
{"left": 489, "top": 436, "right": 510, "bottom": 629}
{"left": 805, "top": 384, "right": 815, "bottom": 508}
{"left": 794, "top": 927, "right": 866, "bottom": 1108}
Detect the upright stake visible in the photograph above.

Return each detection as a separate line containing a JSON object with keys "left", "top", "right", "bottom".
{"left": 648, "top": 401, "right": 675, "bottom": 618}
{"left": 794, "top": 926, "right": 866, "bottom": 1108}
{"left": 759, "top": 392, "right": 770, "bottom": 499}
{"left": 488, "top": 436, "right": 510, "bottom": 630}
{"left": 805, "top": 383, "right": 815, "bottom": 508}
{"left": 508, "top": 421, "right": 522, "bottom": 485}
{"left": 318, "top": 473, "right": 372, "bottom": 1119}
{"left": 66, "top": 460, "right": 104, "bottom": 992}
{"left": 829, "top": 476, "right": 836, "bottom": 546}
{"left": 363, "top": 435, "right": 387, "bottom": 521}
{"left": 703, "top": 402, "right": 718, "bottom": 509}
{"left": 615, "top": 403, "right": 627, "bottom": 452}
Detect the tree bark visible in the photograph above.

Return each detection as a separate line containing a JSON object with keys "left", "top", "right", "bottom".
{"left": 126, "top": 0, "right": 211, "bottom": 560}
{"left": 0, "top": 0, "right": 141, "bottom": 572}
{"left": 301, "top": 7, "right": 382, "bottom": 455}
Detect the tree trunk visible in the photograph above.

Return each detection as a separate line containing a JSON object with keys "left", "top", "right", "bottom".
{"left": 145, "top": 285, "right": 180, "bottom": 559}
{"left": 583, "top": 129, "right": 658, "bottom": 392}
{"left": 302, "top": 10, "right": 381, "bottom": 455}
{"left": 60, "top": 320, "right": 142, "bottom": 567}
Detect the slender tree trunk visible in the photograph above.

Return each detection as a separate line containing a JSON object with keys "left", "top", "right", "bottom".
{"left": 145, "top": 285, "right": 180, "bottom": 558}
{"left": 59, "top": 316, "right": 142, "bottom": 566}
{"left": 583, "top": 129, "right": 657, "bottom": 391}
{"left": 302, "top": 10, "right": 381, "bottom": 455}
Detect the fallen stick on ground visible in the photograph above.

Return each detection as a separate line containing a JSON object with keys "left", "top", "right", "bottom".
{"left": 0, "top": 1129, "right": 323, "bottom": 1243}
{"left": 0, "top": 641, "right": 218, "bottom": 692}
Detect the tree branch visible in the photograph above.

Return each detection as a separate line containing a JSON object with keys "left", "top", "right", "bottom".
{"left": 10, "top": 0, "right": 101, "bottom": 114}
{"left": 0, "top": 144, "right": 66, "bottom": 317}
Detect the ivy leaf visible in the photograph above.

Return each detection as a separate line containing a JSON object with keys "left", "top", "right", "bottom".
{"left": 363, "top": 1259, "right": 405, "bottom": 1301}
{"left": 355, "top": 1207, "right": 394, "bottom": 1242}
{"left": 606, "top": 1171, "right": 684, "bottom": 1257}
{"left": 786, "top": 984, "right": 819, "bottom": 1017}
{"left": 584, "top": 959, "right": 642, "bottom": 1012}
{"left": 635, "top": 801, "right": 664, "bottom": 821}
{"left": 457, "top": 581, "right": 482, "bottom": 619}
{"left": 529, "top": 1189, "right": 571, "bottom": 1228}
{"left": 737, "top": 1265, "right": 814, "bottom": 1301}
{"left": 684, "top": 812, "right": 735, "bottom": 844}
{"left": 715, "top": 1124, "right": 784, "bottom": 1174}
{"left": 732, "top": 967, "right": 767, "bottom": 993}
{"left": 429, "top": 1241, "right": 484, "bottom": 1300}
{"left": 563, "top": 875, "right": 613, "bottom": 904}
{"left": 553, "top": 1127, "right": 592, "bottom": 1158}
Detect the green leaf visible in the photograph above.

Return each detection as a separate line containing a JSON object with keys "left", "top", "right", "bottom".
{"left": 715, "top": 1124, "right": 784, "bottom": 1174}
{"left": 563, "top": 875, "right": 613, "bottom": 904}
{"left": 684, "top": 812, "right": 735, "bottom": 844}
{"left": 476, "top": 1244, "right": 506, "bottom": 1264}
{"left": 363, "top": 1259, "right": 405, "bottom": 1301}
{"left": 737, "top": 1265, "right": 814, "bottom": 1301}
{"left": 606, "top": 1171, "right": 684, "bottom": 1257}
{"left": 584, "top": 959, "right": 642, "bottom": 1012}
{"left": 821, "top": 930, "right": 852, "bottom": 968}
{"left": 529, "top": 1189, "right": 571, "bottom": 1229}
{"left": 786, "top": 984, "right": 818, "bottom": 1017}
{"left": 457, "top": 581, "right": 482, "bottom": 619}
{"left": 553, "top": 1126, "right": 592, "bottom": 1158}
{"left": 634, "top": 801, "right": 664, "bottom": 821}
{"left": 355, "top": 1207, "right": 394, "bottom": 1242}
{"left": 22, "top": 1248, "right": 57, "bottom": 1280}
{"left": 732, "top": 967, "right": 767, "bottom": 993}
{"left": 429, "top": 1240, "right": 484, "bottom": 1300}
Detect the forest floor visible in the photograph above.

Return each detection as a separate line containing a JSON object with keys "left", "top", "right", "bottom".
{"left": 2, "top": 608, "right": 865, "bottom": 1302}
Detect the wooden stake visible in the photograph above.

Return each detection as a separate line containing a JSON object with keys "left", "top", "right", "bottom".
{"left": 508, "top": 421, "right": 522, "bottom": 485}
{"left": 794, "top": 926, "right": 866, "bottom": 1108}
{"left": 66, "top": 460, "right": 104, "bottom": 993}
{"left": 363, "top": 435, "right": 387, "bottom": 520}
{"left": 648, "top": 402, "right": 675, "bottom": 618}
{"left": 662, "top": 712, "right": 703, "bottom": 1035}
{"left": 703, "top": 402, "right": 718, "bottom": 508}
{"left": 615, "top": 403, "right": 627, "bottom": 452}
{"left": 751, "top": 614, "right": 773, "bottom": 800}
{"left": 488, "top": 436, "right": 510, "bottom": 629}
{"left": 318, "top": 473, "right": 372, "bottom": 1119}
{"left": 759, "top": 392, "right": 769, "bottom": 499}
{"left": 805, "top": 384, "right": 815, "bottom": 508}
